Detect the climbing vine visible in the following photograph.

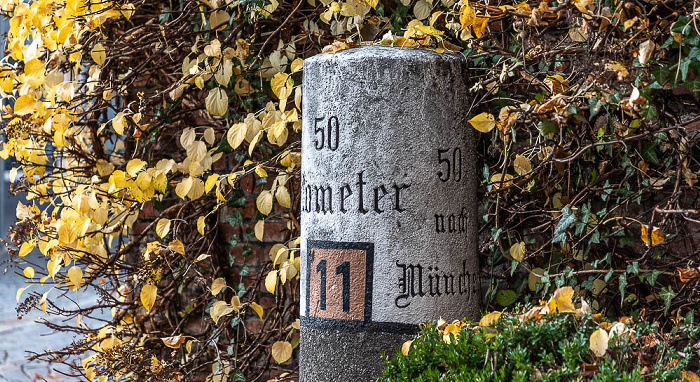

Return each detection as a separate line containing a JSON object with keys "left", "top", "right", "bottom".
{"left": 2, "top": 0, "right": 699, "bottom": 380}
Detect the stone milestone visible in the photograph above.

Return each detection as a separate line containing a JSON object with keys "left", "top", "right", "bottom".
{"left": 300, "top": 46, "right": 479, "bottom": 381}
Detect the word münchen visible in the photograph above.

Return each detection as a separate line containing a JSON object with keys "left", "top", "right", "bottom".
{"left": 301, "top": 171, "right": 411, "bottom": 214}
{"left": 394, "top": 260, "right": 480, "bottom": 308}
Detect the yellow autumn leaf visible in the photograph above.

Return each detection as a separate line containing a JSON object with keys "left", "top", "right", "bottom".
{"left": 479, "top": 311, "right": 502, "bottom": 327}
{"left": 254, "top": 220, "right": 264, "bottom": 241}
{"left": 271, "top": 341, "right": 293, "bottom": 363}
{"left": 209, "top": 9, "right": 230, "bottom": 30}
{"left": 112, "top": 112, "right": 126, "bottom": 135}
{"left": 155, "top": 218, "right": 171, "bottom": 238}
{"left": 197, "top": 216, "right": 206, "bottom": 235}
{"left": 194, "top": 253, "right": 211, "bottom": 262}
{"left": 205, "top": 88, "right": 228, "bottom": 117}
{"left": 23, "top": 266, "right": 35, "bottom": 278}
{"left": 442, "top": 323, "right": 462, "bottom": 344}
{"left": 257, "top": 190, "right": 273, "bottom": 215}
{"left": 161, "top": 334, "right": 185, "bottom": 349}
{"left": 401, "top": 340, "right": 413, "bottom": 356}
{"left": 275, "top": 186, "right": 291, "bottom": 208}
{"left": 640, "top": 224, "right": 665, "bottom": 246}
{"left": 204, "top": 174, "right": 219, "bottom": 194}
{"left": 490, "top": 173, "right": 514, "bottom": 190}
{"left": 141, "top": 284, "right": 157, "bottom": 312}
{"left": 16, "top": 287, "right": 25, "bottom": 303}
{"left": 513, "top": 154, "right": 532, "bottom": 176}
{"left": 460, "top": 2, "right": 476, "bottom": 29}
{"left": 227, "top": 122, "right": 247, "bottom": 150}
{"left": 175, "top": 177, "right": 193, "bottom": 199}
{"left": 211, "top": 277, "right": 226, "bottom": 295}
{"left": 589, "top": 328, "right": 608, "bottom": 357}
{"left": 250, "top": 301, "right": 263, "bottom": 318}
{"left": 472, "top": 16, "right": 489, "bottom": 38}
{"left": 13, "top": 95, "right": 36, "bottom": 116}
{"left": 271, "top": 73, "right": 293, "bottom": 99}
{"left": 67, "top": 266, "right": 84, "bottom": 291}
{"left": 469, "top": 112, "right": 496, "bottom": 133}
{"left": 19, "top": 241, "right": 35, "bottom": 257}
{"left": 265, "top": 270, "right": 278, "bottom": 294}
{"left": 24, "top": 59, "right": 45, "bottom": 88}
{"left": 91, "top": 43, "right": 107, "bottom": 65}
{"left": 96, "top": 159, "right": 115, "bottom": 177}
{"left": 40, "top": 291, "right": 48, "bottom": 313}
{"left": 290, "top": 58, "right": 303, "bottom": 73}
{"left": 255, "top": 167, "right": 268, "bottom": 178}
{"left": 209, "top": 300, "right": 234, "bottom": 324}
{"left": 548, "top": 286, "right": 576, "bottom": 314}
{"left": 168, "top": 239, "right": 185, "bottom": 255}
{"left": 605, "top": 61, "right": 629, "bottom": 78}
{"left": 231, "top": 295, "right": 242, "bottom": 311}
{"left": 126, "top": 158, "right": 147, "bottom": 177}
{"left": 509, "top": 242, "right": 526, "bottom": 262}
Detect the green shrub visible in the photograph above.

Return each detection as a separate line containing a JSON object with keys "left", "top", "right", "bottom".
{"left": 380, "top": 296, "right": 700, "bottom": 381}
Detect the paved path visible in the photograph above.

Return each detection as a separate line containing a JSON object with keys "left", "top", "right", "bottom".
{"left": 0, "top": 262, "right": 76, "bottom": 382}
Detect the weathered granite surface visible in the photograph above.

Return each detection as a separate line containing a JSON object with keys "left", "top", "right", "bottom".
{"left": 300, "top": 46, "right": 479, "bottom": 381}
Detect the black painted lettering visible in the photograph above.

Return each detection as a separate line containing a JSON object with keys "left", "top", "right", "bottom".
{"left": 435, "top": 214, "right": 445, "bottom": 233}
{"left": 314, "top": 185, "right": 333, "bottom": 214}
{"left": 316, "top": 259, "right": 327, "bottom": 310}
{"left": 373, "top": 185, "right": 388, "bottom": 213}
{"left": 356, "top": 171, "right": 368, "bottom": 214}
{"left": 339, "top": 184, "right": 352, "bottom": 213}
{"left": 335, "top": 261, "right": 350, "bottom": 312}
{"left": 392, "top": 183, "right": 410, "bottom": 212}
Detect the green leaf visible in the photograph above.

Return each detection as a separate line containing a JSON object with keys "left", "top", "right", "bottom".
{"left": 618, "top": 273, "right": 628, "bottom": 305}
{"left": 647, "top": 269, "right": 660, "bottom": 286}
{"left": 537, "top": 120, "right": 559, "bottom": 136}
{"left": 659, "top": 286, "right": 676, "bottom": 314}
{"left": 552, "top": 207, "right": 577, "bottom": 244}
{"left": 496, "top": 290, "right": 518, "bottom": 306}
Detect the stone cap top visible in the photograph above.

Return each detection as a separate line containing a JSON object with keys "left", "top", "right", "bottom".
{"left": 305, "top": 45, "right": 466, "bottom": 66}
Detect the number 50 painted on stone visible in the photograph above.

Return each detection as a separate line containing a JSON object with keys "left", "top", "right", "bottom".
{"left": 305, "top": 241, "right": 374, "bottom": 323}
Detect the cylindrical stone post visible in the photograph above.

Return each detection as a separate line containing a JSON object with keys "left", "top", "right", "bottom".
{"left": 300, "top": 46, "right": 479, "bottom": 381}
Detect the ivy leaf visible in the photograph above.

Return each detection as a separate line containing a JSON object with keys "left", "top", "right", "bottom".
{"left": 552, "top": 207, "right": 577, "bottom": 244}
{"left": 660, "top": 286, "right": 676, "bottom": 314}
{"left": 618, "top": 273, "right": 627, "bottom": 304}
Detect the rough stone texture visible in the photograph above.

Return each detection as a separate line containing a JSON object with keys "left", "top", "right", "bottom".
{"left": 300, "top": 46, "right": 479, "bottom": 381}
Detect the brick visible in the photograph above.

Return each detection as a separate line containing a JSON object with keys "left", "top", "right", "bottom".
{"left": 263, "top": 221, "right": 288, "bottom": 243}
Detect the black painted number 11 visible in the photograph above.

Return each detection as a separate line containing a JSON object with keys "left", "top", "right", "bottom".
{"left": 316, "top": 260, "right": 351, "bottom": 312}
